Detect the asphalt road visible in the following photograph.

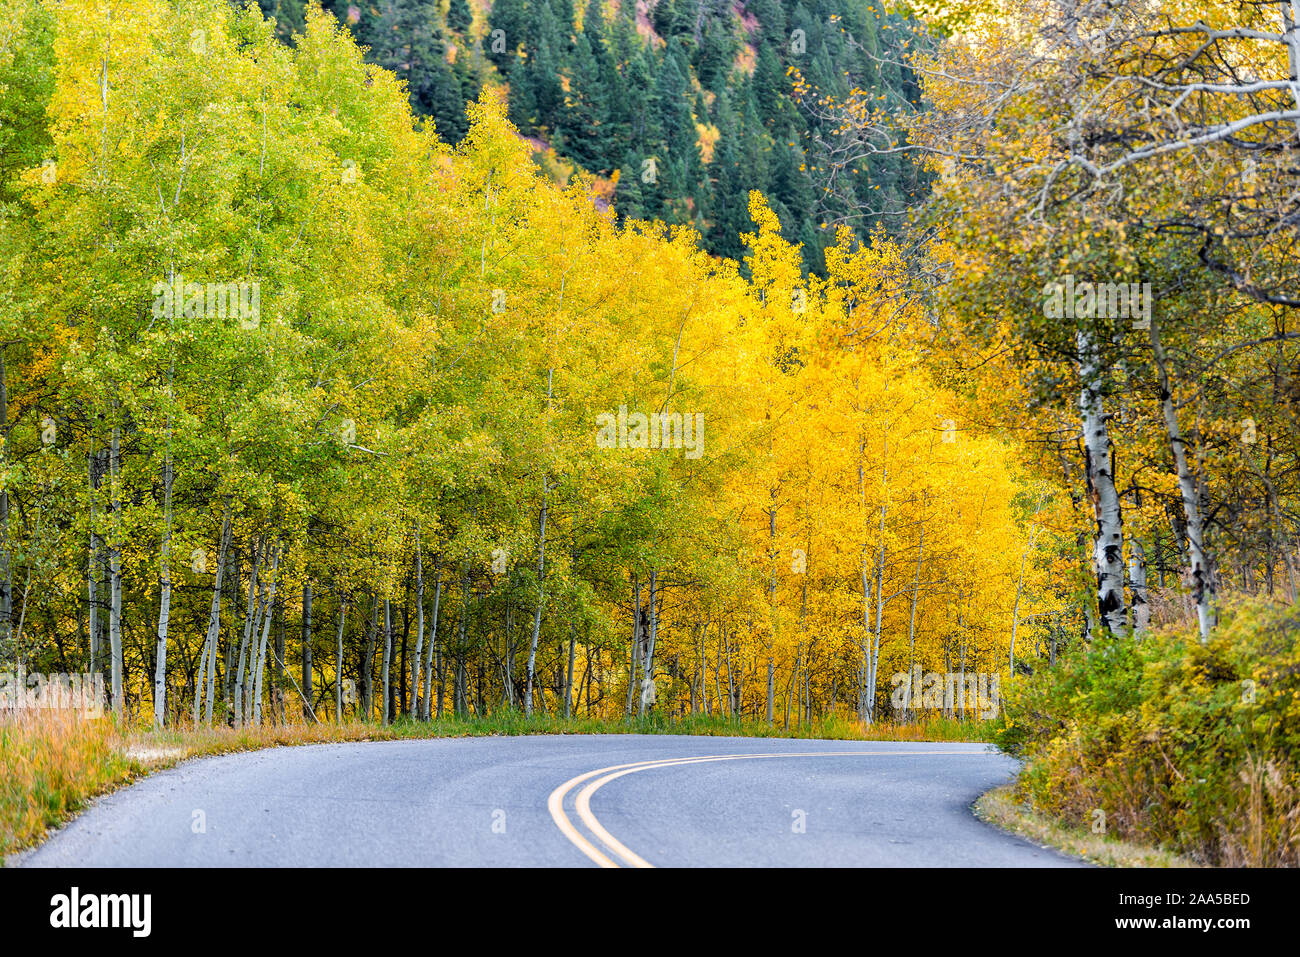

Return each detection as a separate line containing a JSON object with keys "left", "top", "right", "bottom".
{"left": 19, "top": 735, "right": 1084, "bottom": 867}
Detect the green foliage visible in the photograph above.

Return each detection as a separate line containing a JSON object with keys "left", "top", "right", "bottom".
{"left": 249, "top": 0, "right": 926, "bottom": 270}
{"left": 447, "top": 0, "right": 473, "bottom": 33}
{"left": 998, "top": 599, "right": 1300, "bottom": 865}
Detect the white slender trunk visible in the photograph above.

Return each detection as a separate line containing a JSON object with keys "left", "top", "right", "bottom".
{"left": 1078, "top": 331, "right": 1127, "bottom": 637}
{"left": 381, "top": 598, "right": 392, "bottom": 725}
{"left": 904, "top": 521, "right": 925, "bottom": 718}
{"left": 194, "top": 508, "right": 231, "bottom": 724}
{"left": 1128, "top": 537, "right": 1150, "bottom": 636}
{"left": 0, "top": 352, "right": 10, "bottom": 667}
{"left": 859, "top": 558, "right": 872, "bottom": 723}
{"left": 234, "top": 539, "right": 263, "bottom": 726}
{"left": 1149, "top": 318, "right": 1215, "bottom": 641}
{"left": 766, "top": 503, "right": 777, "bottom": 725}
{"left": 564, "top": 622, "right": 576, "bottom": 719}
{"left": 422, "top": 576, "right": 441, "bottom": 720}
{"left": 251, "top": 546, "right": 281, "bottom": 725}
{"left": 525, "top": 371, "right": 553, "bottom": 718}
{"left": 109, "top": 421, "right": 123, "bottom": 717}
{"left": 363, "top": 596, "right": 378, "bottom": 717}
{"left": 639, "top": 571, "right": 658, "bottom": 717}
{"left": 87, "top": 447, "right": 99, "bottom": 674}
{"left": 866, "top": 487, "right": 888, "bottom": 724}
{"left": 302, "top": 581, "right": 313, "bottom": 720}
{"left": 723, "top": 630, "right": 735, "bottom": 716}
{"left": 411, "top": 534, "right": 423, "bottom": 719}
{"left": 152, "top": 451, "right": 174, "bottom": 728}
{"left": 525, "top": 494, "right": 548, "bottom": 717}
{"left": 626, "top": 576, "right": 640, "bottom": 717}
{"left": 335, "top": 592, "right": 347, "bottom": 723}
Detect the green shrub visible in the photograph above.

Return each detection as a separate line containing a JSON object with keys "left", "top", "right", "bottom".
{"left": 996, "top": 598, "right": 1300, "bottom": 865}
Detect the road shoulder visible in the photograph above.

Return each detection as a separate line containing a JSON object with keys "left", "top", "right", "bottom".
{"left": 973, "top": 785, "right": 1201, "bottom": 868}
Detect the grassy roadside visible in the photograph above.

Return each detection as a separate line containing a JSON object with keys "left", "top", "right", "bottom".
{"left": 993, "top": 600, "right": 1300, "bottom": 867}
{"left": 974, "top": 785, "right": 1201, "bottom": 868}
{"left": 1, "top": 710, "right": 995, "bottom": 862}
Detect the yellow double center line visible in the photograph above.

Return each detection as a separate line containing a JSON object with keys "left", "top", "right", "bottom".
{"left": 547, "top": 749, "right": 979, "bottom": 868}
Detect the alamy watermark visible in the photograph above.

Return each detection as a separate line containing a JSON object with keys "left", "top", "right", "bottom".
{"left": 1043, "top": 274, "right": 1153, "bottom": 329}
{"left": 595, "top": 405, "right": 704, "bottom": 459}
{"left": 50, "top": 887, "right": 151, "bottom": 937}
{"left": 890, "top": 667, "right": 1000, "bottom": 719}
{"left": 1, "top": 670, "right": 105, "bottom": 717}
{"left": 152, "top": 274, "right": 261, "bottom": 328}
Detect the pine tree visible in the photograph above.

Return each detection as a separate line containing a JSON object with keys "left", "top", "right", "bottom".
{"left": 486, "top": 0, "right": 528, "bottom": 74}
{"left": 446, "top": 0, "right": 473, "bottom": 33}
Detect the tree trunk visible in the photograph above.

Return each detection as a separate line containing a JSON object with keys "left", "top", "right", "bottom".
{"left": 194, "top": 507, "right": 231, "bottom": 725}
{"left": 362, "top": 595, "right": 377, "bottom": 719}
{"left": 251, "top": 545, "right": 282, "bottom": 725}
{"left": 1128, "top": 537, "right": 1150, "bottom": 636}
{"left": 109, "top": 420, "right": 124, "bottom": 717}
{"left": 1149, "top": 318, "right": 1216, "bottom": 640}
{"left": 0, "top": 351, "right": 10, "bottom": 669}
{"left": 626, "top": 575, "right": 640, "bottom": 717}
{"left": 335, "top": 591, "right": 347, "bottom": 723}
{"left": 639, "top": 571, "right": 659, "bottom": 717}
{"left": 411, "top": 534, "right": 423, "bottom": 719}
{"left": 525, "top": 494, "right": 548, "bottom": 718}
{"left": 274, "top": 600, "right": 286, "bottom": 724}
{"left": 224, "top": 551, "right": 240, "bottom": 720}
{"left": 1078, "top": 331, "right": 1128, "bottom": 637}
{"left": 454, "top": 570, "right": 469, "bottom": 716}
{"left": 399, "top": 591, "right": 408, "bottom": 716}
{"left": 422, "top": 574, "right": 441, "bottom": 720}
{"left": 859, "top": 558, "right": 872, "bottom": 723}
{"left": 234, "top": 538, "right": 264, "bottom": 727}
{"left": 564, "top": 621, "right": 576, "bottom": 719}
{"left": 766, "top": 503, "right": 777, "bottom": 725}
{"left": 152, "top": 451, "right": 174, "bottom": 727}
{"left": 302, "top": 581, "right": 314, "bottom": 719}
{"left": 87, "top": 446, "right": 100, "bottom": 676}
{"left": 381, "top": 598, "right": 392, "bottom": 725}
{"left": 905, "top": 521, "right": 925, "bottom": 719}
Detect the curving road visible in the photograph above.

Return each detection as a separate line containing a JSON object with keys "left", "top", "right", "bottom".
{"left": 19, "top": 735, "right": 1085, "bottom": 867}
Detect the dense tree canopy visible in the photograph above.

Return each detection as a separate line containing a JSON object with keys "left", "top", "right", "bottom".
{"left": 0, "top": 0, "right": 1051, "bottom": 728}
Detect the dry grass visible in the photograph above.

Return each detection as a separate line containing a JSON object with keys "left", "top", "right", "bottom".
{"left": 0, "top": 711, "right": 140, "bottom": 860}
{"left": 1215, "top": 754, "right": 1300, "bottom": 867}
{"left": 974, "top": 785, "right": 1201, "bottom": 868}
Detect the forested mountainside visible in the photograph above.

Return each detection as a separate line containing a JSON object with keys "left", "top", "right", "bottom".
{"left": 250, "top": 0, "right": 927, "bottom": 270}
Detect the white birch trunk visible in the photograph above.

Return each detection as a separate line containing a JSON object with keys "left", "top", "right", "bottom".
{"left": 639, "top": 571, "right": 658, "bottom": 717}
{"left": 0, "top": 352, "right": 10, "bottom": 668}
{"left": 1149, "top": 318, "right": 1216, "bottom": 641}
{"left": 524, "top": 494, "right": 548, "bottom": 718}
{"left": 87, "top": 446, "right": 100, "bottom": 676}
{"left": 251, "top": 545, "right": 281, "bottom": 725}
{"left": 411, "top": 534, "right": 423, "bottom": 719}
{"left": 194, "top": 509, "right": 231, "bottom": 724}
{"left": 1128, "top": 537, "right": 1151, "bottom": 636}
{"left": 152, "top": 452, "right": 174, "bottom": 728}
{"left": 564, "top": 622, "right": 576, "bottom": 720}
{"left": 904, "top": 522, "right": 924, "bottom": 718}
{"left": 234, "top": 539, "right": 263, "bottom": 727}
{"left": 381, "top": 598, "right": 392, "bottom": 725}
{"left": 1078, "top": 331, "right": 1128, "bottom": 637}
{"left": 422, "top": 576, "right": 441, "bottom": 720}
{"left": 335, "top": 592, "right": 347, "bottom": 723}
{"left": 109, "top": 421, "right": 124, "bottom": 717}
